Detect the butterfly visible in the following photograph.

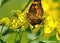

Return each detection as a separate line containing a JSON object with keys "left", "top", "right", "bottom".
{"left": 27, "top": 0, "right": 43, "bottom": 25}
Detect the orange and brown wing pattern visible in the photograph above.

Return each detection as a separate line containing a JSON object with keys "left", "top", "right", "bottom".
{"left": 27, "top": 0, "right": 43, "bottom": 25}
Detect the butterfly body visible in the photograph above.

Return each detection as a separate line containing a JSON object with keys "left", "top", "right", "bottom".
{"left": 27, "top": 0, "right": 43, "bottom": 25}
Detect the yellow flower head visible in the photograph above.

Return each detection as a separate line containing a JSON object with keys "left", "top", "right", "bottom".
{"left": 44, "top": 16, "right": 55, "bottom": 34}
{"left": 13, "top": 10, "right": 22, "bottom": 17}
{"left": 11, "top": 9, "right": 29, "bottom": 31}
{"left": 14, "top": 10, "right": 27, "bottom": 25}
{"left": 30, "top": 24, "right": 41, "bottom": 34}
{"left": 42, "top": 0, "right": 59, "bottom": 12}
{"left": 18, "top": 12, "right": 28, "bottom": 25}
{"left": 0, "top": 17, "right": 10, "bottom": 26}
{"left": 44, "top": 26, "right": 54, "bottom": 34}
{"left": 10, "top": 18, "right": 20, "bottom": 31}
{"left": 45, "top": 16, "right": 55, "bottom": 27}
{"left": 18, "top": 13, "right": 29, "bottom": 31}
{"left": 21, "top": 22, "right": 28, "bottom": 31}
{"left": 16, "top": 10, "right": 22, "bottom": 14}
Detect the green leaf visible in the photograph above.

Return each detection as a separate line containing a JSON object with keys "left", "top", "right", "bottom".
{"left": 0, "top": 0, "right": 4, "bottom": 6}
{"left": 48, "top": 34, "right": 56, "bottom": 41}
{"left": 39, "top": 41, "right": 44, "bottom": 43}
{"left": 20, "top": 31, "right": 29, "bottom": 43}
{"left": 22, "top": 0, "right": 34, "bottom": 12}
{"left": 1, "top": 26, "right": 8, "bottom": 34}
{"left": 0, "top": 25, "right": 2, "bottom": 32}
{"left": 30, "top": 39, "right": 40, "bottom": 43}
{"left": 3, "top": 31, "right": 29, "bottom": 43}
{"left": 2, "top": 28, "right": 14, "bottom": 36}
{"left": 0, "top": 25, "right": 14, "bottom": 36}
{"left": 0, "top": 39, "right": 6, "bottom": 43}
{"left": 0, "top": 0, "right": 9, "bottom": 7}
{"left": 47, "top": 30, "right": 57, "bottom": 41}
{"left": 4, "top": 33, "right": 16, "bottom": 43}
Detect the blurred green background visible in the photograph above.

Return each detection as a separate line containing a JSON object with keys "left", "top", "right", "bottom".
{"left": 0, "top": 0, "right": 31, "bottom": 19}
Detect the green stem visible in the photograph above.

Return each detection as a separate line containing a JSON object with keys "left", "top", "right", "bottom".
{"left": 22, "top": 0, "right": 34, "bottom": 12}
{"left": 28, "top": 37, "right": 39, "bottom": 43}
{"left": 19, "top": 29, "right": 23, "bottom": 43}
{"left": 0, "top": 25, "right": 4, "bottom": 38}
{"left": 15, "top": 32, "right": 18, "bottom": 43}
{"left": 28, "top": 33, "right": 44, "bottom": 43}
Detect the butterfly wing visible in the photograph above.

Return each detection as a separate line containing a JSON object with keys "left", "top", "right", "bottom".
{"left": 27, "top": 0, "right": 43, "bottom": 25}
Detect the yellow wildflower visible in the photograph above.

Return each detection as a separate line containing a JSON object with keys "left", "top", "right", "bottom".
{"left": 14, "top": 10, "right": 27, "bottom": 25}
{"left": 42, "top": 0, "right": 59, "bottom": 12}
{"left": 44, "top": 26, "right": 54, "bottom": 33}
{"left": 21, "top": 22, "right": 28, "bottom": 31}
{"left": 42, "top": 1, "right": 49, "bottom": 11}
{"left": 11, "top": 12, "right": 28, "bottom": 31}
{"left": 13, "top": 10, "right": 22, "bottom": 17}
{"left": 42, "top": 0, "right": 59, "bottom": 22}
{"left": 10, "top": 18, "right": 20, "bottom": 31}
{"left": 44, "top": 16, "right": 55, "bottom": 34}
{"left": 11, "top": 23, "right": 18, "bottom": 29}
{"left": 30, "top": 24, "right": 41, "bottom": 34}
{"left": 42, "top": 0, "right": 60, "bottom": 40}
{"left": 18, "top": 13, "right": 29, "bottom": 31}
{"left": 55, "top": 20, "right": 60, "bottom": 40}
{"left": 16, "top": 10, "right": 22, "bottom": 15}
{"left": 0, "top": 17, "right": 10, "bottom": 26}
{"left": 33, "top": 25, "right": 41, "bottom": 33}
{"left": 45, "top": 16, "right": 55, "bottom": 27}
{"left": 18, "top": 12, "right": 27, "bottom": 26}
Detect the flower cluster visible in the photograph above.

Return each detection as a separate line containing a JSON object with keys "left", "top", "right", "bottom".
{"left": 42, "top": 0, "right": 60, "bottom": 40}
{"left": 44, "top": 16, "right": 55, "bottom": 34}
{"left": 0, "top": 17, "right": 10, "bottom": 26}
{"left": 10, "top": 10, "right": 29, "bottom": 31}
